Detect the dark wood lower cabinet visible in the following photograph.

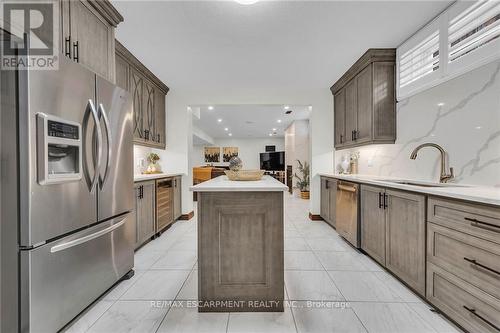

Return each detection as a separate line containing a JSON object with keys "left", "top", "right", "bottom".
{"left": 360, "top": 185, "right": 386, "bottom": 265}
{"left": 134, "top": 180, "right": 156, "bottom": 249}
{"left": 320, "top": 176, "right": 336, "bottom": 228}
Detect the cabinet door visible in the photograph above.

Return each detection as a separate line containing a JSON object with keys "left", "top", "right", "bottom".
{"left": 173, "top": 176, "right": 182, "bottom": 220}
{"left": 373, "top": 62, "right": 396, "bottom": 142}
{"left": 328, "top": 179, "right": 337, "bottom": 228}
{"left": 130, "top": 68, "right": 144, "bottom": 143}
{"left": 320, "top": 177, "right": 331, "bottom": 224}
{"left": 115, "top": 53, "right": 129, "bottom": 91}
{"left": 344, "top": 79, "right": 357, "bottom": 145}
{"left": 361, "top": 185, "right": 386, "bottom": 265}
{"left": 155, "top": 89, "right": 166, "bottom": 148}
{"left": 137, "top": 181, "right": 156, "bottom": 248}
{"left": 142, "top": 79, "right": 156, "bottom": 143}
{"left": 133, "top": 184, "right": 141, "bottom": 249}
{"left": 69, "top": 0, "right": 115, "bottom": 80}
{"left": 356, "top": 64, "right": 373, "bottom": 144}
{"left": 385, "top": 189, "right": 425, "bottom": 295}
{"left": 334, "top": 89, "right": 346, "bottom": 148}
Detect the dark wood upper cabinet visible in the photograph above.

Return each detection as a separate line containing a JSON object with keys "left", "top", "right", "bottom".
{"left": 115, "top": 40, "right": 169, "bottom": 149}
{"left": 59, "top": 0, "right": 123, "bottom": 81}
{"left": 331, "top": 49, "right": 396, "bottom": 150}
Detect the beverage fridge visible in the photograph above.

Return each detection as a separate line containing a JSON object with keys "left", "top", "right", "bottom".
{"left": 1, "top": 54, "right": 135, "bottom": 332}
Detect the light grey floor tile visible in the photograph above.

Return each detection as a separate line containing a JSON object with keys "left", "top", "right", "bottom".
{"left": 151, "top": 250, "right": 197, "bottom": 270}
{"left": 103, "top": 270, "right": 145, "bottom": 301}
{"left": 351, "top": 302, "right": 437, "bottom": 333}
{"left": 285, "top": 237, "right": 311, "bottom": 251}
{"left": 316, "top": 251, "right": 369, "bottom": 271}
{"left": 285, "top": 229, "right": 302, "bottom": 238}
{"left": 373, "top": 270, "right": 422, "bottom": 302}
{"left": 355, "top": 253, "right": 384, "bottom": 271}
{"left": 172, "top": 237, "right": 197, "bottom": 250}
{"left": 328, "top": 271, "right": 402, "bottom": 302}
{"left": 292, "top": 302, "right": 367, "bottom": 333}
{"left": 157, "top": 306, "right": 228, "bottom": 333}
{"left": 285, "top": 251, "right": 323, "bottom": 270}
{"left": 176, "top": 270, "right": 197, "bottom": 300}
{"left": 120, "top": 270, "right": 190, "bottom": 300}
{"left": 65, "top": 300, "right": 114, "bottom": 333}
{"left": 285, "top": 270, "right": 344, "bottom": 301}
{"left": 227, "top": 306, "right": 296, "bottom": 333}
{"left": 87, "top": 300, "right": 168, "bottom": 333}
{"left": 134, "top": 249, "right": 164, "bottom": 270}
{"left": 407, "top": 302, "right": 462, "bottom": 333}
{"left": 304, "top": 237, "right": 351, "bottom": 251}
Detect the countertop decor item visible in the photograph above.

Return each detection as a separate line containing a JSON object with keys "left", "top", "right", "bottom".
{"left": 228, "top": 156, "right": 243, "bottom": 171}
{"left": 144, "top": 152, "right": 162, "bottom": 174}
{"left": 294, "top": 160, "right": 310, "bottom": 199}
{"left": 225, "top": 170, "right": 265, "bottom": 181}
{"left": 350, "top": 152, "right": 360, "bottom": 174}
{"left": 340, "top": 156, "right": 350, "bottom": 174}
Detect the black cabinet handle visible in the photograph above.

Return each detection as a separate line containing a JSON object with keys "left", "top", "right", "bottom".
{"left": 351, "top": 130, "right": 354, "bottom": 141}
{"left": 73, "top": 41, "right": 79, "bottom": 62}
{"left": 139, "top": 185, "right": 144, "bottom": 199}
{"left": 463, "top": 306, "right": 500, "bottom": 331}
{"left": 383, "top": 193, "right": 388, "bottom": 209}
{"left": 464, "top": 257, "right": 500, "bottom": 276}
{"left": 353, "top": 130, "right": 358, "bottom": 140}
{"left": 65, "top": 36, "right": 71, "bottom": 58}
{"left": 144, "top": 129, "right": 149, "bottom": 140}
{"left": 157, "top": 134, "right": 160, "bottom": 143}
{"left": 465, "top": 217, "right": 500, "bottom": 233}
{"left": 340, "top": 134, "right": 343, "bottom": 144}
{"left": 325, "top": 180, "right": 329, "bottom": 189}
{"left": 378, "top": 192, "right": 383, "bottom": 209}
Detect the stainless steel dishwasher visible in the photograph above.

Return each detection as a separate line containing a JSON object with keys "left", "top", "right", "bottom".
{"left": 335, "top": 181, "right": 360, "bottom": 248}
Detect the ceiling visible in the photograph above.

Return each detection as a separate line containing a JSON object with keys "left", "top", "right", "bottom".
{"left": 112, "top": 0, "right": 451, "bottom": 100}
{"left": 192, "top": 104, "right": 311, "bottom": 139}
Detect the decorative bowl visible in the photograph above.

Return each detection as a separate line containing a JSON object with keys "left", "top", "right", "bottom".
{"left": 225, "top": 170, "right": 265, "bottom": 181}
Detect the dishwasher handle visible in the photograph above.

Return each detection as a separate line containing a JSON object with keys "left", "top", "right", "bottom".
{"left": 338, "top": 184, "right": 357, "bottom": 193}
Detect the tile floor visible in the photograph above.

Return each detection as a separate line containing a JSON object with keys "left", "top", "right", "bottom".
{"left": 65, "top": 193, "right": 461, "bottom": 333}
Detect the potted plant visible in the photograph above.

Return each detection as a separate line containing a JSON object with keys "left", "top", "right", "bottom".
{"left": 146, "top": 152, "right": 161, "bottom": 174}
{"left": 294, "top": 160, "right": 310, "bottom": 199}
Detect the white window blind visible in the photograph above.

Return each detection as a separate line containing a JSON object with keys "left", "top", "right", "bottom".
{"left": 399, "top": 30, "right": 440, "bottom": 88}
{"left": 397, "top": 1, "right": 500, "bottom": 100}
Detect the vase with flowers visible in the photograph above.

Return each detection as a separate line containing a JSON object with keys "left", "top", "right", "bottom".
{"left": 145, "top": 153, "right": 161, "bottom": 174}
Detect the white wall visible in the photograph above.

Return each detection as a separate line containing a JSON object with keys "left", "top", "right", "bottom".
{"left": 335, "top": 60, "right": 500, "bottom": 187}
{"left": 285, "top": 120, "right": 310, "bottom": 194}
{"left": 192, "top": 137, "right": 285, "bottom": 170}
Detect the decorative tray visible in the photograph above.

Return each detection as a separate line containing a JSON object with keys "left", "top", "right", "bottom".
{"left": 225, "top": 170, "right": 265, "bottom": 181}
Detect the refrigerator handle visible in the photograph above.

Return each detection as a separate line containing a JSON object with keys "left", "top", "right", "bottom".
{"left": 98, "top": 103, "right": 112, "bottom": 188}
{"left": 83, "top": 99, "right": 102, "bottom": 192}
{"left": 50, "top": 216, "right": 127, "bottom": 253}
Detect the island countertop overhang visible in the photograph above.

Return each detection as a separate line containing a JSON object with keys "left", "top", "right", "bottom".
{"left": 190, "top": 175, "right": 288, "bottom": 192}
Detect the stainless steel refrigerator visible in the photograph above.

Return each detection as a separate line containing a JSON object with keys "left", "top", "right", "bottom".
{"left": 1, "top": 54, "right": 135, "bottom": 332}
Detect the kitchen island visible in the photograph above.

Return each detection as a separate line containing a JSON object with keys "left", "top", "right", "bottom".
{"left": 191, "top": 175, "right": 288, "bottom": 312}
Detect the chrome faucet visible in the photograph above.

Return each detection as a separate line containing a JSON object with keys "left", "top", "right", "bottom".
{"left": 410, "top": 143, "right": 454, "bottom": 183}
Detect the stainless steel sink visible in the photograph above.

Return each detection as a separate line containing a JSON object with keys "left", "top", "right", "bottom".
{"left": 381, "top": 180, "right": 468, "bottom": 188}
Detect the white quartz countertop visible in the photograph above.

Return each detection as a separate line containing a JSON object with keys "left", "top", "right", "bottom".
{"left": 134, "top": 173, "right": 184, "bottom": 182}
{"left": 190, "top": 175, "right": 288, "bottom": 192}
{"left": 319, "top": 173, "right": 500, "bottom": 207}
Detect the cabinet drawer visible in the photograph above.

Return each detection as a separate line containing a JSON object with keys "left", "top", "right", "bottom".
{"left": 428, "top": 223, "right": 500, "bottom": 299}
{"left": 428, "top": 197, "right": 500, "bottom": 244}
{"left": 427, "top": 263, "right": 500, "bottom": 333}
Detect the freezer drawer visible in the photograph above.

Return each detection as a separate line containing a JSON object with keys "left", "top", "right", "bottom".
{"left": 20, "top": 214, "right": 135, "bottom": 333}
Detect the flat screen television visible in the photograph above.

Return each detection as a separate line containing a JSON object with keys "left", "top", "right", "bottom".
{"left": 260, "top": 151, "right": 285, "bottom": 171}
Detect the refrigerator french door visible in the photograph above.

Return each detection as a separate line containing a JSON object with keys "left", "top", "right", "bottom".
{"left": 3, "top": 55, "right": 135, "bottom": 333}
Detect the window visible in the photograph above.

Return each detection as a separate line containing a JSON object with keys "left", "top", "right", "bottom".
{"left": 397, "top": 1, "right": 500, "bottom": 100}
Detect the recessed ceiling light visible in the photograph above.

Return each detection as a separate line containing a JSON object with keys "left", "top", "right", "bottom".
{"left": 217, "top": 119, "right": 222, "bottom": 123}
{"left": 208, "top": 106, "right": 214, "bottom": 110}
{"left": 475, "top": 126, "right": 482, "bottom": 130}
{"left": 272, "top": 128, "right": 277, "bottom": 131}
{"left": 269, "top": 133, "right": 273, "bottom": 136}
{"left": 224, "top": 127, "right": 229, "bottom": 131}
{"left": 308, "top": 105, "right": 312, "bottom": 111}
{"left": 277, "top": 119, "right": 282, "bottom": 123}
{"left": 187, "top": 106, "right": 192, "bottom": 111}
{"left": 228, "top": 133, "right": 232, "bottom": 136}
{"left": 284, "top": 105, "right": 290, "bottom": 110}
{"left": 235, "top": 0, "right": 259, "bottom": 5}
{"left": 437, "top": 102, "right": 445, "bottom": 107}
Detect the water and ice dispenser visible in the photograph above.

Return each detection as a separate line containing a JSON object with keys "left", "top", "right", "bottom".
{"left": 37, "top": 113, "right": 82, "bottom": 184}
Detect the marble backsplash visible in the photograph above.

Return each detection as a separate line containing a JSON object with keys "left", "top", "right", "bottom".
{"left": 335, "top": 59, "right": 500, "bottom": 187}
